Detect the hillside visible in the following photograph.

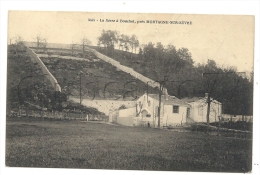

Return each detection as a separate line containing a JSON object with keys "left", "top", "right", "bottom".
{"left": 6, "top": 44, "right": 105, "bottom": 115}
{"left": 7, "top": 44, "right": 53, "bottom": 111}
{"left": 21, "top": 41, "right": 253, "bottom": 115}
{"left": 90, "top": 45, "right": 253, "bottom": 116}
{"left": 91, "top": 46, "right": 157, "bottom": 79}
{"left": 35, "top": 49, "right": 158, "bottom": 101}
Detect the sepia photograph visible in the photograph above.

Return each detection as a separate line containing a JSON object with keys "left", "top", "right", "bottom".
{"left": 1, "top": 1, "right": 259, "bottom": 175}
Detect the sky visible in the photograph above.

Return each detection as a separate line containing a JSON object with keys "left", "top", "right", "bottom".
{"left": 8, "top": 11, "right": 254, "bottom": 73}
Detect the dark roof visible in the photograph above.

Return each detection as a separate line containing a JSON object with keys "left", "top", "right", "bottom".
{"left": 147, "top": 94, "right": 190, "bottom": 106}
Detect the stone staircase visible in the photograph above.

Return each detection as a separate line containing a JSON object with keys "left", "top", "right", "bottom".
{"left": 85, "top": 47, "right": 167, "bottom": 93}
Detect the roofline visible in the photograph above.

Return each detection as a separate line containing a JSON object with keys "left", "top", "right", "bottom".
{"left": 164, "top": 103, "right": 191, "bottom": 107}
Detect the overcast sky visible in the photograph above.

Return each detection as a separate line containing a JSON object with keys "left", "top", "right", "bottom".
{"left": 8, "top": 11, "right": 254, "bottom": 72}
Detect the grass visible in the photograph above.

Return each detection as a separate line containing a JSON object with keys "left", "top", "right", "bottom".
{"left": 39, "top": 54, "right": 157, "bottom": 99}
{"left": 5, "top": 117, "right": 252, "bottom": 172}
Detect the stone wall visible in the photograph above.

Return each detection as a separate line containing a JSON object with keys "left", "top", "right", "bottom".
{"left": 26, "top": 48, "right": 61, "bottom": 92}
{"left": 70, "top": 97, "right": 136, "bottom": 116}
{"left": 86, "top": 47, "right": 166, "bottom": 92}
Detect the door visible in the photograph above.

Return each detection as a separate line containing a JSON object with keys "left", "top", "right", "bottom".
{"left": 186, "top": 108, "right": 190, "bottom": 118}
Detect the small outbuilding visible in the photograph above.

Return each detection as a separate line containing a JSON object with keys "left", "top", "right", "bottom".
{"left": 181, "top": 93, "right": 222, "bottom": 123}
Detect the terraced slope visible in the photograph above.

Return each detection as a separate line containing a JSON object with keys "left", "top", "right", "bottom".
{"left": 38, "top": 50, "right": 158, "bottom": 100}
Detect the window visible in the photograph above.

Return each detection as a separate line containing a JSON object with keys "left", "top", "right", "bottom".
{"left": 186, "top": 108, "right": 190, "bottom": 117}
{"left": 148, "top": 100, "right": 151, "bottom": 107}
{"left": 173, "top": 106, "right": 179, "bottom": 113}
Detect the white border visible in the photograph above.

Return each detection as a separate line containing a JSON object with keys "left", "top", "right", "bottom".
{"left": 1, "top": 1, "right": 259, "bottom": 175}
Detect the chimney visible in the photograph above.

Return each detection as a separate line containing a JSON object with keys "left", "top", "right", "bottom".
{"left": 205, "top": 93, "right": 209, "bottom": 98}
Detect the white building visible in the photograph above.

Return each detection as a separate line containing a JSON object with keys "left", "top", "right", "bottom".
{"left": 181, "top": 94, "right": 222, "bottom": 123}
{"left": 134, "top": 93, "right": 190, "bottom": 128}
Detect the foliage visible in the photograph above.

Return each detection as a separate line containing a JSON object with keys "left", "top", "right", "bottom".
{"left": 98, "top": 30, "right": 140, "bottom": 57}
{"left": 94, "top": 31, "right": 253, "bottom": 116}
{"left": 98, "top": 30, "right": 118, "bottom": 56}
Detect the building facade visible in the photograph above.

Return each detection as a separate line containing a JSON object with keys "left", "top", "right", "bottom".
{"left": 134, "top": 93, "right": 190, "bottom": 128}
{"left": 181, "top": 94, "right": 222, "bottom": 123}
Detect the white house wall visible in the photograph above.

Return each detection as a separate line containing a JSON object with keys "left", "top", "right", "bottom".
{"left": 209, "top": 101, "right": 222, "bottom": 123}
{"left": 189, "top": 103, "right": 195, "bottom": 121}
{"left": 163, "top": 105, "right": 187, "bottom": 126}
{"left": 135, "top": 94, "right": 159, "bottom": 127}
{"left": 135, "top": 94, "right": 189, "bottom": 127}
{"left": 191, "top": 100, "right": 222, "bottom": 123}
{"left": 118, "top": 107, "right": 136, "bottom": 126}
{"left": 119, "top": 107, "right": 136, "bottom": 118}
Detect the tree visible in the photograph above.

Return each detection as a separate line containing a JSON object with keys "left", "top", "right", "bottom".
{"left": 118, "top": 34, "right": 124, "bottom": 50}
{"left": 155, "top": 42, "right": 164, "bottom": 59}
{"left": 198, "top": 61, "right": 254, "bottom": 125}
{"left": 177, "top": 48, "right": 194, "bottom": 65}
{"left": 138, "top": 47, "right": 143, "bottom": 56}
{"left": 155, "top": 42, "right": 165, "bottom": 78}
{"left": 36, "top": 36, "right": 47, "bottom": 52}
{"left": 14, "top": 35, "right": 24, "bottom": 45}
{"left": 70, "top": 43, "right": 77, "bottom": 56}
{"left": 130, "top": 34, "right": 139, "bottom": 53}
{"left": 143, "top": 42, "right": 156, "bottom": 60}
{"left": 10, "top": 35, "right": 24, "bottom": 54}
{"left": 134, "top": 39, "right": 139, "bottom": 54}
{"left": 123, "top": 35, "right": 130, "bottom": 52}
{"left": 98, "top": 30, "right": 118, "bottom": 55}
{"left": 81, "top": 38, "right": 91, "bottom": 57}
{"left": 128, "top": 34, "right": 139, "bottom": 58}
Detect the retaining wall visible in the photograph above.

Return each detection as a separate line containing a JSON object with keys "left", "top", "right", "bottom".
{"left": 27, "top": 48, "right": 61, "bottom": 92}
{"left": 86, "top": 47, "right": 164, "bottom": 91}
{"left": 70, "top": 97, "right": 136, "bottom": 116}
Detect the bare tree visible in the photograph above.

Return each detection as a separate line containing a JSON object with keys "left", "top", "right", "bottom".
{"left": 70, "top": 43, "right": 77, "bottom": 56}
{"left": 81, "top": 38, "right": 91, "bottom": 57}
{"left": 35, "top": 36, "right": 47, "bottom": 52}
{"left": 130, "top": 34, "right": 139, "bottom": 53}
{"left": 14, "top": 35, "right": 24, "bottom": 45}
{"left": 123, "top": 35, "right": 130, "bottom": 52}
{"left": 10, "top": 35, "right": 24, "bottom": 54}
{"left": 134, "top": 39, "right": 139, "bottom": 54}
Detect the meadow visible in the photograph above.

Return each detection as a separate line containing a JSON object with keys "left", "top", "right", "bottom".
{"left": 5, "top": 117, "right": 252, "bottom": 172}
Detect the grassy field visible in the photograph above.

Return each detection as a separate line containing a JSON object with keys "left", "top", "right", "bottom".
{"left": 5, "top": 117, "right": 252, "bottom": 172}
